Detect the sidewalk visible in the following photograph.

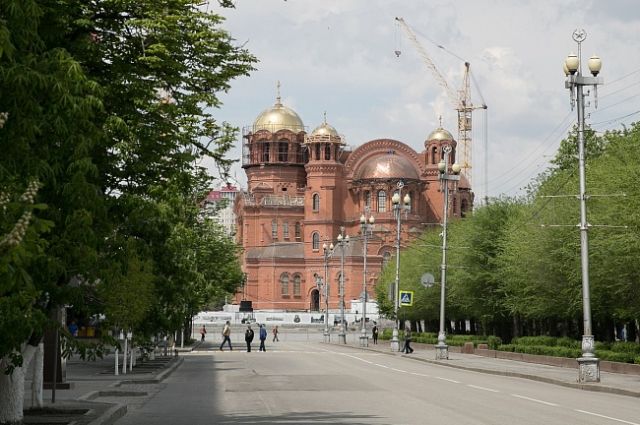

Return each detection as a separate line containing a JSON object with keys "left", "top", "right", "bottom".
{"left": 334, "top": 339, "right": 640, "bottom": 399}
{"left": 22, "top": 345, "right": 193, "bottom": 425}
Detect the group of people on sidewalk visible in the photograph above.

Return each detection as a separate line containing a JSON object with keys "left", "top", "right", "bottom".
{"left": 199, "top": 321, "right": 414, "bottom": 352}
{"left": 199, "top": 322, "right": 279, "bottom": 352}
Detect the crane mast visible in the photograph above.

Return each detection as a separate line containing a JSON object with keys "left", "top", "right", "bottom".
{"left": 395, "top": 17, "right": 485, "bottom": 183}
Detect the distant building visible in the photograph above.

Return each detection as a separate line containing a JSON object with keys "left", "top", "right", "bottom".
{"left": 234, "top": 92, "right": 473, "bottom": 312}
{"left": 201, "top": 184, "right": 239, "bottom": 236}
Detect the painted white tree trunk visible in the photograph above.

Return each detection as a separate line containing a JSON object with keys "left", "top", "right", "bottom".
{"left": 31, "top": 342, "right": 44, "bottom": 408}
{"left": 0, "top": 344, "right": 37, "bottom": 424}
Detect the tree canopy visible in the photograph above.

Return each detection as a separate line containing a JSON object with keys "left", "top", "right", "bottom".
{"left": 376, "top": 122, "right": 640, "bottom": 342}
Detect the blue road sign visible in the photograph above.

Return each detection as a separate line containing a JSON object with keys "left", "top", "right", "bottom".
{"left": 399, "top": 290, "right": 414, "bottom": 306}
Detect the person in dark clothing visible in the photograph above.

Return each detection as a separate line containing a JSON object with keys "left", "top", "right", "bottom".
{"left": 402, "top": 328, "right": 414, "bottom": 353}
{"left": 371, "top": 325, "right": 379, "bottom": 344}
{"left": 258, "top": 324, "right": 267, "bottom": 352}
{"left": 245, "top": 325, "right": 255, "bottom": 352}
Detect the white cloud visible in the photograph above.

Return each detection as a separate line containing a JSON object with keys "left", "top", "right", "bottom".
{"left": 209, "top": 0, "right": 640, "bottom": 203}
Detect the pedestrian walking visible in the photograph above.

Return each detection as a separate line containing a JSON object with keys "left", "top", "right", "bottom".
{"left": 219, "top": 321, "right": 232, "bottom": 351}
{"left": 272, "top": 325, "right": 279, "bottom": 342}
{"left": 245, "top": 325, "right": 255, "bottom": 352}
{"left": 371, "top": 324, "right": 378, "bottom": 345}
{"left": 259, "top": 324, "right": 267, "bottom": 352}
{"left": 200, "top": 325, "right": 207, "bottom": 342}
{"left": 402, "top": 328, "right": 414, "bottom": 354}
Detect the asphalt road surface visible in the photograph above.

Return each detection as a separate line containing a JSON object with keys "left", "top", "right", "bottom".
{"left": 116, "top": 340, "right": 640, "bottom": 425}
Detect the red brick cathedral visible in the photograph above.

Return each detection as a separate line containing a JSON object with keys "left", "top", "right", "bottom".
{"left": 234, "top": 92, "right": 473, "bottom": 311}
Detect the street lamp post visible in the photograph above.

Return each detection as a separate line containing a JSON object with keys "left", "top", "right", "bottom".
{"left": 336, "top": 228, "right": 349, "bottom": 344}
{"left": 391, "top": 182, "right": 411, "bottom": 352}
{"left": 564, "top": 29, "right": 603, "bottom": 383}
{"left": 435, "top": 145, "right": 461, "bottom": 360}
{"left": 359, "top": 213, "right": 375, "bottom": 347}
{"left": 322, "top": 242, "right": 334, "bottom": 343}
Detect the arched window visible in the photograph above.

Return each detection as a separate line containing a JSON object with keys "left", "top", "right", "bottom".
{"left": 364, "top": 191, "right": 371, "bottom": 208}
{"left": 283, "top": 221, "right": 289, "bottom": 239}
{"left": 293, "top": 274, "right": 301, "bottom": 296}
{"left": 324, "top": 144, "right": 331, "bottom": 160}
{"left": 377, "top": 190, "right": 387, "bottom": 213}
{"left": 315, "top": 144, "right": 321, "bottom": 160}
{"left": 408, "top": 191, "right": 413, "bottom": 213}
{"left": 461, "top": 199, "right": 469, "bottom": 218}
{"left": 271, "top": 219, "right": 278, "bottom": 239}
{"left": 262, "top": 143, "right": 270, "bottom": 163}
{"left": 295, "top": 222, "right": 302, "bottom": 240}
{"left": 335, "top": 272, "right": 343, "bottom": 296}
{"left": 383, "top": 251, "right": 392, "bottom": 267}
{"left": 280, "top": 273, "right": 289, "bottom": 296}
{"left": 312, "top": 232, "right": 320, "bottom": 250}
{"left": 312, "top": 193, "right": 320, "bottom": 212}
{"left": 431, "top": 146, "right": 437, "bottom": 164}
{"left": 278, "top": 141, "right": 288, "bottom": 162}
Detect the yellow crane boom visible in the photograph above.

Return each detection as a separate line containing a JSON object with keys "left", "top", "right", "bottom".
{"left": 395, "top": 17, "right": 486, "bottom": 182}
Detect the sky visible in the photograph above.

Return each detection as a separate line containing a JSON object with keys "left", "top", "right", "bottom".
{"left": 203, "top": 0, "right": 640, "bottom": 204}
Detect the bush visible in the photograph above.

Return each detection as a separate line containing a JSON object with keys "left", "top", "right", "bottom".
{"left": 487, "top": 336, "right": 502, "bottom": 350}
{"left": 610, "top": 342, "right": 640, "bottom": 354}
{"left": 635, "top": 356, "right": 640, "bottom": 365}
{"left": 511, "top": 336, "right": 558, "bottom": 347}
{"left": 596, "top": 350, "right": 636, "bottom": 363}
{"left": 556, "top": 337, "right": 580, "bottom": 349}
{"left": 380, "top": 328, "right": 394, "bottom": 340}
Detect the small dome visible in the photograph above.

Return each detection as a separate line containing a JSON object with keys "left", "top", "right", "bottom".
{"left": 426, "top": 127, "right": 454, "bottom": 142}
{"left": 253, "top": 99, "right": 304, "bottom": 133}
{"left": 356, "top": 153, "right": 419, "bottom": 180}
{"left": 311, "top": 121, "right": 339, "bottom": 137}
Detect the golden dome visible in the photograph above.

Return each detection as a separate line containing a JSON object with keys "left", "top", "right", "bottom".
{"left": 253, "top": 100, "right": 304, "bottom": 133}
{"left": 311, "top": 121, "right": 339, "bottom": 138}
{"left": 356, "top": 153, "right": 419, "bottom": 180}
{"left": 426, "top": 127, "right": 454, "bottom": 141}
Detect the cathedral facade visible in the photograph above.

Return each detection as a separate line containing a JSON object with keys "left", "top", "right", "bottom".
{"left": 234, "top": 93, "right": 473, "bottom": 312}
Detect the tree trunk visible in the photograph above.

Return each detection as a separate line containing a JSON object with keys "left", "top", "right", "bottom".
{"left": 0, "top": 343, "right": 37, "bottom": 424}
{"left": 31, "top": 343, "right": 44, "bottom": 409}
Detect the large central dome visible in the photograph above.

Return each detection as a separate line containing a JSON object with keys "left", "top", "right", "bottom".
{"left": 356, "top": 153, "right": 420, "bottom": 180}
{"left": 253, "top": 99, "right": 304, "bottom": 133}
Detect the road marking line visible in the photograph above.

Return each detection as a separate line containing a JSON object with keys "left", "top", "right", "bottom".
{"left": 467, "top": 384, "right": 499, "bottom": 393}
{"left": 511, "top": 394, "right": 557, "bottom": 406}
{"left": 436, "top": 377, "right": 460, "bottom": 384}
{"left": 391, "top": 368, "right": 406, "bottom": 373}
{"left": 409, "top": 372, "right": 430, "bottom": 377}
{"left": 374, "top": 364, "right": 389, "bottom": 368}
{"left": 575, "top": 409, "right": 640, "bottom": 425}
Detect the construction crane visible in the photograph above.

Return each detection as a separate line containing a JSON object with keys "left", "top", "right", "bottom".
{"left": 395, "top": 17, "right": 487, "bottom": 186}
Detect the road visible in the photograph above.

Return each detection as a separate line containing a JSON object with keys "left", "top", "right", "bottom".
{"left": 116, "top": 339, "right": 640, "bottom": 425}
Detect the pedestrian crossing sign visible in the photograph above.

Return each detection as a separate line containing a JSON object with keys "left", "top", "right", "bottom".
{"left": 399, "top": 290, "right": 414, "bottom": 306}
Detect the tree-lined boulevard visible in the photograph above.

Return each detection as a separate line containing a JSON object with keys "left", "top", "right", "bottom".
{"left": 114, "top": 338, "right": 640, "bottom": 425}
{"left": 3, "top": 1, "right": 640, "bottom": 424}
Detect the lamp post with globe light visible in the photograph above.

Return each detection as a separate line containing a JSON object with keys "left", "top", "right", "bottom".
{"left": 359, "top": 213, "right": 375, "bottom": 347}
{"left": 390, "top": 183, "right": 411, "bottom": 352}
{"left": 322, "top": 242, "right": 334, "bottom": 342}
{"left": 564, "top": 29, "right": 603, "bottom": 383}
{"left": 435, "top": 145, "right": 461, "bottom": 360}
{"left": 335, "top": 228, "right": 349, "bottom": 344}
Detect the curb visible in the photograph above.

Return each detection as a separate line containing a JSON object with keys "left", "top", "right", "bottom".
{"left": 81, "top": 355, "right": 185, "bottom": 424}
{"left": 87, "top": 402, "right": 127, "bottom": 425}
{"left": 326, "top": 341, "right": 640, "bottom": 399}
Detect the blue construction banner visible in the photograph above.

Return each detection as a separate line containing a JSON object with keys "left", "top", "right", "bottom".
{"left": 399, "top": 290, "right": 414, "bottom": 306}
